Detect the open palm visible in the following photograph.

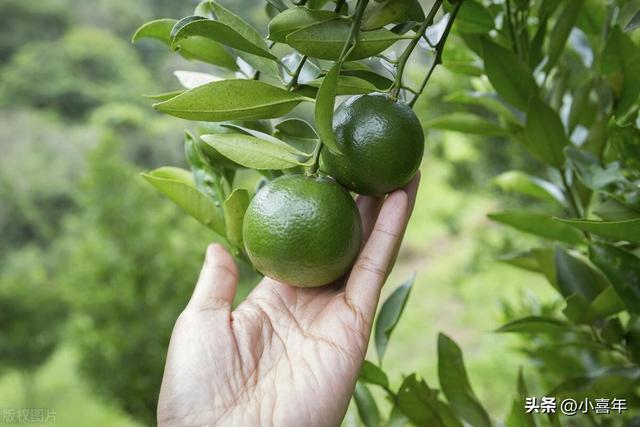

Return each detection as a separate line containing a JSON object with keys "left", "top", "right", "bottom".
{"left": 158, "top": 175, "right": 419, "bottom": 427}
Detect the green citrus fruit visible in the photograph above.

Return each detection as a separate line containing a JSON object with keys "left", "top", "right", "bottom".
{"left": 197, "top": 120, "right": 273, "bottom": 169}
{"left": 243, "top": 174, "right": 363, "bottom": 287}
{"left": 320, "top": 94, "right": 424, "bottom": 196}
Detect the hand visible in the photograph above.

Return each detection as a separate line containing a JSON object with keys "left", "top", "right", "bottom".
{"left": 158, "top": 174, "right": 420, "bottom": 427}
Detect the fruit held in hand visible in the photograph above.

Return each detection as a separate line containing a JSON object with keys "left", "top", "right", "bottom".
{"left": 321, "top": 94, "right": 424, "bottom": 196}
{"left": 243, "top": 174, "right": 363, "bottom": 287}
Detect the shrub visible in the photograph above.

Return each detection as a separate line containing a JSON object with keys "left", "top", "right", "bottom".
{"left": 0, "top": 28, "right": 152, "bottom": 119}
{"left": 0, "top": 0, "right": 69, "bottom": 62}
{"left": 0, "top": 247, "right": 68, "bottom": 374}
{"left": 52, "top": 140, "right": 250, "bottom": 423}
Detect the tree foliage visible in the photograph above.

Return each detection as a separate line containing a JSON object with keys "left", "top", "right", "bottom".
{"left": 133, "top": 0, "right": 640, "bottom": 425}
{"left": 0, "top": 29, "right": 152, "bottom": 119}
{"left": 0, "top": 0, "right": 70, "bottom": 61}
{"left": 51, "top": 141, "right": 214, "bottom": 423}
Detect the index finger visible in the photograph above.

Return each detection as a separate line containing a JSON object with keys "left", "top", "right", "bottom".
{"left": 344, "top": 176, "right": 419, "bottom": 322}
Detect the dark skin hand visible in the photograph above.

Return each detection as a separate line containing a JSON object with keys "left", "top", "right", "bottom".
{"left": 158, "top": 173, "right": 420, "bottom": 427}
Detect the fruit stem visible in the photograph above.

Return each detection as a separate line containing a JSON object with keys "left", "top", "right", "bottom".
{"left": 307, "top": 142, "right": 324, "bottom": 176}
{"left": 408, "top": 1, "right": 462, "bottom": 108}
{"left": 338, "top": 0, "right": 369, "bottom": 62}
{"left": 391, "top": 0, "right": 443, "bottom": 99}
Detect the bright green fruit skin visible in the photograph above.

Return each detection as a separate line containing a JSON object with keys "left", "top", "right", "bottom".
{"left": 321, "top": 94, "right": 424, "bottom": 196}
{"left": 243, "top": 174, "right": 363, "bottom": 287}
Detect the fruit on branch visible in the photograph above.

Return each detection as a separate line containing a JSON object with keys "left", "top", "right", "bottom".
{"left": 321, "top": 94, "right": 424, "bottom": 196}
{"left": 243, "top": 174, "right": 363, "bottom": 287}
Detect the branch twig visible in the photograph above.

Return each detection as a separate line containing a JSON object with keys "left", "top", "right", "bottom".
{"left": 391, "top": 0, "right": 444, "bottom": 97}
{"left": 408, "top": 1, "right": 462, "bottom": 108}
{"left": 286, "top": 55, "right": 309, "bottom": 90}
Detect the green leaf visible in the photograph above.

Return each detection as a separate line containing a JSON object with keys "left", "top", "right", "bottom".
{"left": 438, "top": 334, "right": 492, "bottom": 427}
{"left": 588, "top": 287, "right": 625, "bottom": 320}
{"left": 153, "top": 79, "right": 308, "bottom": 122}
{"left": 361, "top": 0, "right": 425, "bottom": 31}
{"left": 506, "top": 369, "right": 536, "bottom": 427}
{"left": 628, "top": 318, "right": 640, "bottom": 364}
{"left": 314, "top": 63, "right": 342, "bottom": 154}
{"left": 274, "top": 118, "right": 317, "bottom": 139}
{"left": 210, "top": 0, "right": 267, "bottom": 47}
{"left": 488, "top": 212, "right": 584, "bottom": 245}
{"left": 445, "top": 91, "right": 523, "bottom": 125}
{"left": 194, "top": 0, "right": 214, "bottom": 17}
{"left": 625, "top": 10, "right": 640, "bottom": 32}
{"left": 307, "top": 75, "right": 379, "bottom": 95}
{"left": 437, "top": 401, "right": 465, "bottom": 427}
{"left": 565, "top": 147, "right": 626, "bottom": 191}
{"left": 220, "top": 123, "right": 310, "bottom": 156}
{"left": 133, "top": 18, "right": 238, "bottom": 69}
{"left": 223, "top": 189, "right": 250, "bottom": 250}
{"left": 549, "top": 367, "right": 640, "bottom": 401}
{"left": 425, "top": 113, "right": 507, "bottom": 136}
{"left": 499, "top": 248, "right": 559, "bottom": 288}
{"left": 268, "top": 7, "right": 339, "bottom": 42}
{"left": 175, "top": 37, "right": 240, "bottom": 70}
{"left": 374, "top": 276, "right": 414, "bottom": 363}
{"left": 354, "top": 382, "right": 381, "bottom": 427}
{"left": 341, "top": 69, "right": 394, "bottom": 91}
{"left": 601, "top": 26, "right": 640, "bottom": 117}
{"left": 480, "top": 38, "right": 538, "bottom": 111}
{"left": 492, "top": 171, "right": 565, "bottom": 206}
{"left": 593, "top": 198, "right": 640, "bottom": 221}
{"left": 273, "top": 118, "right": 319, "bottom": 154}
{"left": 172, "top": 18, "right": 277, "bottom": 61}
{"left": 286, "top": 19, "right": 401, "bottom": 61}
{"left": 210, "top": 0, "right": 281, "bottom": 77}
{"left": 201, "top": 133, "right": 311, "bottom": 170}
{"left": 555, "top": 246, "right": 607, "bottom": 302}
{"left": 563, "top": 286, "right": 625, "bottom": 323}
{"left": 359, "top": 360, "right": 389, "bottom": 389}
{"left": 266, "top": 0, "right": 288, "bottom": 13}
{"left": 132, "top": 18, "right": 176, "bottom": 44}
{"left": 141, "top": 167, "right": 225, "bottom": 236}
{"left": 185, "top": 131, "right": 206, "bottom": 170}
{"left": 545, "top": 0, "right": 585, "bottom": 71}
{"left": 454, "top": 0, "right": 495, "bottom": 34}
{"left": 590, "top": 242, "right": 640, "bottom": 315}
{"left": 525, "top": 97, "right": 569, "bottom": 168}
{"left": 388, "top": 406, "right": 409, "bottom": 427}
{"left": 555, "top": 218, "right": 640, "bottom": 244}
{"left": 499, "top": 249, "right": 549, "bottom": 273}
{"left": 496, "top": 316, "right": 572, "bottom": 334}
{"left": 396, "top": 374, "right": 441, "bottom": 426}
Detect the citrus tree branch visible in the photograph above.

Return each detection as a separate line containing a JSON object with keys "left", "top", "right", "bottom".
{"left": 408, "top": 1, "right": 461, "bottom": 108}
{"left": 287, "top": 55, "right": 309, "bottom": 90}
{"left": 307, "top": 143, "right": 323, "bottom": 175}
{"left": 391, "top": 0, "right": 443, "bottom": 97}
{"left": 309, "top": 0, "right": 369, "bottom": 174}
{"left": 288, "top": 0, "right": 363, "bottom": 90}
{"left": 339, "top": 0, "right": 369, "bottom": 61}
